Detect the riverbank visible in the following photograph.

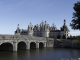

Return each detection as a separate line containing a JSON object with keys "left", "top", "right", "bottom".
{"left": 54, "top": 39, "right": 80, "bottom": 49}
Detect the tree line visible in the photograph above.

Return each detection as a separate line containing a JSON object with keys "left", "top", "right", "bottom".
{"left": 49, "top": 35, "right": 66, "bottom": 39}
{"left": 49, "top": 35, "right": 80, "bottom": 40}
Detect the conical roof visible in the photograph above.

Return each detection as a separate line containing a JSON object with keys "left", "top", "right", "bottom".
{"left": 62, "top": 25, "right": 70, "bottom": 32}
{"left": 61, "top": 19, "right": 70, "bottom": 32}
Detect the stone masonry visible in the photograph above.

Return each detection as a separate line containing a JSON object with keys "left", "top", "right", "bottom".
{"left": 0, "top": 34, "right": 54, "bottom": 51}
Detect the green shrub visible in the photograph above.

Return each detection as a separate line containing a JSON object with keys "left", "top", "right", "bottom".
{"left": 62, "top": 35, "right": 66, "bottom": 39}
{"left": 57, "top": 35, "right": 61, "bottom": 39}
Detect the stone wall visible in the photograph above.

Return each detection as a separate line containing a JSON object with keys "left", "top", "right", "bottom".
{"left": 46, "top": 38, "right": 54, "bottom": 47}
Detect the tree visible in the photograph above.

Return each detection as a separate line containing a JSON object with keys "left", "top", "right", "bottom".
{"left": 73, "top": 36, "right": 76, "bottom": 39}
{"left": 62, "top": 35, "right": 66, "bottom": 39}
{"left": 52, "top": 35, "right": 55, "bottom": 38}
{"left": 76, "top": 35, "right": 80, "bottom": 40}
{"left": 57, "top": 35, "right": 61, "bottom": 39}
{"left": 49, "top": 35, "right": 55, "bottom": 38}
{"left": 49, "top": 35, "right": 52, "bottom": 38}
{"left": 70, "top": 1, "right": 80, "bottom": 30}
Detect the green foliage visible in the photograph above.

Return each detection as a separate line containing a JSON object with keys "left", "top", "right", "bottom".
{"left": 62, "top": 35, "right": 66, "bottom": 39}
{"left": 76, "top": 35, "right": 80, "bottom": 40}
{"left": 52, "top": 35, "right": 55, "bottom": 38}
{"left": 67, "top": 36, "right": 73, "bottom": 39}
{"left": 49, "top": 35, "right": 52, "bottom": 38}
{"left": 73, "top": 40, "right": 80, "bottom": 44}
{"left": 70, "top": 1, "right": 80, "bottom": 30}
{"left": 49, "top": 35, "right": 55, "bottom": 38}
{"left": 67, "top": 35, "right": 80, "bottom": 40}
{"left": 57, "top": 35, "right": 61, "bottom": 39}
{"left": 72, "top": 36, "right": 76, "bottom": 39}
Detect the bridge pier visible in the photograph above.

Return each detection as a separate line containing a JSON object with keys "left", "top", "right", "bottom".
{"left": 36, "top": 42, "right": 39, "bottom": 48}
{"left": 13, "top": 41, "right": 17, "bottom": 51}
{"left": 44, "top": 42, "right": 46, "bottom": 47}
{"left": 26, "top": 42, "right": 30, "bottom": 49}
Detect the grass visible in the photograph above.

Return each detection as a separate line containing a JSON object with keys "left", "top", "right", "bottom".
{"left": 73, "top": 40, "right": 80, "bottom": 44}
{"left": 60, "top": 39, "right": 80, "bottom": 44}
{"left": 59, "top": 39, "right": 72, "bottom": 41}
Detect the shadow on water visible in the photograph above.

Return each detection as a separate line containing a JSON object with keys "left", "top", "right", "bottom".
{"left": 0, "top": 48, "right": 80, "bottom": 60}
{"left": 0, "top": 43, "right": 13, "bottom": 51}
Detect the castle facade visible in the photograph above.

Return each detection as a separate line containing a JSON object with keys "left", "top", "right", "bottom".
{"left": 15, "top": 20, "right": 70, "bottom": 38}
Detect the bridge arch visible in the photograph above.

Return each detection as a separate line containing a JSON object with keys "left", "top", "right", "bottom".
{"left": 0, "top": 42, "right": 13, "bottom": 51}
{"left": 30, "top": 42, "right": 36, "bottom": 49}
{"left": 18, "top": 41, "right": 26, "bottom": 50}
{"left": 39, "top": 42, "right": 44, "bottom": 48}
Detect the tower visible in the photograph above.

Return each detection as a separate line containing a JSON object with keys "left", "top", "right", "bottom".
{"left": 44, "top": 21, "right": 50, "bottom": 37}
{"left": 28, "top": 22, "right": 33, "bottom": 36}
{"left": 15, "top": 24, "right": 21, "bottom": 35}
{"left": 60, "top": 19, "right": 70, "bottom": 39}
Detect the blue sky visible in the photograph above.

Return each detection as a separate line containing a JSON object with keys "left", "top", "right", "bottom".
{"left": 0, "top": 0, "right": 80, "bottom": 36}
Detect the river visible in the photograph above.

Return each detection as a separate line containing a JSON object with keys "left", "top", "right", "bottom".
{"left": 0, "top": 48, "right": 80, "bottom": 60}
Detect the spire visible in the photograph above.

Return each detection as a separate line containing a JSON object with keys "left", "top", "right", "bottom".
{"left": 37, "top": 24, "right": 38, "bottom": 27}
{"left": 29, "top": 22, "right": 32, "bottom": 27}
{"left": 17, "top": 24, "right": 19, "bottom": 27}
{"left": 40, "top": 23, "right": 42, "bottom": 26}
{"left": 42, "top": 20, "right": 43, "bottom": 22}
{"left": 55, "top": 25, "right": 56, "bottom": 27}
{"left": 17, "top": 24, "right": 20, "bottom": 33}
{"left": 42, "top": 20, "right": 44, "bottom": 25}
{"left": 64, "top": 19, "right": 66, "bottom": 25}
{"left": 32, "top": 25, "right": 33, "bottom": 28}
{"left": 48, "top": 24, "right": 49, "bottom": 28}
{"left": 45, "top": 21, "right": 46, "bottom": 25}
{"left": 53, "top": 23, "right": 54, "bottom": 27}
{"left": 17, "top": 24, "right": 19, "bottom": 29}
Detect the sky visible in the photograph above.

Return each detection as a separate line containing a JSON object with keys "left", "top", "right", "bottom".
{"left": 0, "top": 0, "right": 80, "bottom": 36}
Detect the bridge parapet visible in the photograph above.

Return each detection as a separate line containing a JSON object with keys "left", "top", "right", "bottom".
{"left": 0, "top": 34, "right": 47, "bottom": 41}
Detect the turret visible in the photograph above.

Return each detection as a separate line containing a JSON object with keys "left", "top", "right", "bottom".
{"left": 28, "top": 22, "right": 33, "bottom": 36}
{"left": 42, "top": 20, "right": 44, "bottom": 30}
{"left": 44, "top": 21, "right": 50, "bottom": 37}
{"left": 15, "top": 24, "right": 21, "bottom": 35}
{"left": 54, "top": 25, "right": 57, "bottom": 30}
{"left": 60, "top": 19, "right": 70, "bottom": 39}
{"left": 52, "top": 23, "right": 55, "bottom": 30}
{"left": 64, "top": 19, "right": 66, "bottom": 26}
{"left": 45, "top": 21, "right": 47, "bottom": 25}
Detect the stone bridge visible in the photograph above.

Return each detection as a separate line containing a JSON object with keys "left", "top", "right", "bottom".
{"left": 0, "top": 35, "right": 54, "bottom": 51}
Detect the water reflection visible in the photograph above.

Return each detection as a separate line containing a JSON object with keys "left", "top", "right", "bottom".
{"left": 0, "top": 48, "right": 80, "bottom": 60}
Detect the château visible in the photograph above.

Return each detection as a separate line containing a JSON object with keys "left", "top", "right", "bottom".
{"left": 15, "top": 19, "right": 70, "bottom": 39}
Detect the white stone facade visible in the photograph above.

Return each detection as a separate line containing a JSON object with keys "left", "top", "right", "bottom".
{"left": 15, "top": 20, "right": 70, "bottom": 39}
